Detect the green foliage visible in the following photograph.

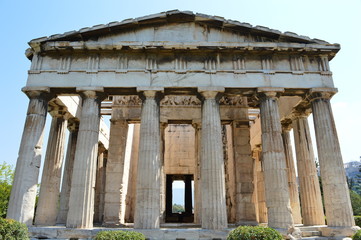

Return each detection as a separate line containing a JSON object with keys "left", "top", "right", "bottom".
{"left": 355, "top": 216, "right": 361, "bottom": 227}
{"left": 353, "top": 229, "right": 361, "bottom": 240}
{"left": 94, "top": 230, "right": 145, "bottom": 240}
{"left": 172, "top": 203, "right": 185, "bottom": 213}
{"left": 227, "top": 226, "right": 283, "bottom": 240}
{"left": 0, "top": 217, "right": 29, "bottom": 240}
{"left": 0, "top": 162, "right": 14, "bottom": 218}
{"left": 351, "top": 191, "right": 361, "bottom": 216}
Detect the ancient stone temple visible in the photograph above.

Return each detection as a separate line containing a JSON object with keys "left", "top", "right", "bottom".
{"left": 7, "top": 10, "right": 358, "bottom": 239}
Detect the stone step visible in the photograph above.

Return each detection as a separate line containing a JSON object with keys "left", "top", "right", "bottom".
{"left": 301, "top": 237, "right": 328, "bottom": 240}
{"left": 301, "top": 230, "right": 322, "bottom": 237}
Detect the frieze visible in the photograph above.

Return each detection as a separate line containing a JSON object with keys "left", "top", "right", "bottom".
{"left": 219, "top": 96, "right": 245, "bottom": 106}
{"left": 160, "top": 96, "right": 201, "bottom": 106}
{"left": 113, "top": 96, "right": 142, "bottom": 106}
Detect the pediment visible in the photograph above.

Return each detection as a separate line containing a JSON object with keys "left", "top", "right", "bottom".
{"left": 28, "top": 10, "right": 333, "bottom": 52}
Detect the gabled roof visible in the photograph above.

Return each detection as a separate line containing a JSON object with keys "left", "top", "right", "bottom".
{"left": 28, "top": 10, "right": 333, "bottom": 46}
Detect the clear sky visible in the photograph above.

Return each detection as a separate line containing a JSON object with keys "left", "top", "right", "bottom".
{"left": 0, "top": 0, "right": 360, "bottom": 170}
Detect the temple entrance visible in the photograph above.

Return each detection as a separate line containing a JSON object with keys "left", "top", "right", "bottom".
{"left": 165, "top": 174, "right": 194, "bottom": 223}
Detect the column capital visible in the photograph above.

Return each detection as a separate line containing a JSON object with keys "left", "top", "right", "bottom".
{"left": 291, "top": 107, "right": 311, "bottom": 120}
{"left": 307, "top": 88, "right": 338, "bottom": 101}
{"left": 67, "top": 118, "right": 79, "bottom": 132}
{"left": 281, "top": 118, "right": 293, "bottom": 132}
{"left": 22, "top": 86, "right": 54, "bottom": 100}
{"left": 76, "top": 87, "right": 107, "bottom": 101}
{"left": 257, "top": 87, "right": 284, "bottom": 99}
{"left": 136, "top": 87, "right": 164, "bottom": 101}
{"left": 198, "top": 87, "right": 225, "bottom": 100}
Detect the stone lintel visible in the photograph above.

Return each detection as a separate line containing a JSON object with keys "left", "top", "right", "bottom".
{"left": 76, "top": 86, "right": 104, "bottom": 93}
{"left": 320, "top": 226, "right": 360, "bottom": 237}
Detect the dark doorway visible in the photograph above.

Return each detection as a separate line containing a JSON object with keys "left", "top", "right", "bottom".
{"left": 165, "top": 174, "right": 194, "bottom": 223}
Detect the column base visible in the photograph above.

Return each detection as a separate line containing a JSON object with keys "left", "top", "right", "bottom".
{"left": 235, "top": 220, "right": 258, "bottom": 226}
{"left": 320, "top": 226, "right": 360, "bottom": 237}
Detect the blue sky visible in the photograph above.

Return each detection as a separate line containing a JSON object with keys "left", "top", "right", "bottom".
{"left": 1, "top": 0, "right": 360, "bottom": 170}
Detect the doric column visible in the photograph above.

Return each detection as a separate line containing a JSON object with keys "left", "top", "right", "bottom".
{"left": 159, "top": 122, "right": 167, "bottom": 223}
{"left": 94, "top": 145, "right": 107, "bottom": 223}
{"left": 7, "top": 87, "right": 52, "bottom": 225}
{"left": 57, "top": 119, "right": 79, "bottom": 224}
{"left": 103, "top": 113, "right": 129, "bottom": 226}
{"left": 198, "top": 87, "right": 227, "bottom": 230}
{"left": 233, "top": 121, "right": 258, "bottom": 225}
{"left": 292, "top": 110, "right": 325, "bottom": 225}
{"left": 192, "top": 122, "right": 202, "bottom": 224}
{"left": 124, "top": 124, "right": 140, "bottom": 223}
{"left": 254, "top": 146, "right": 268, "bottom": 223}
{"left": 35, "top": 106, "right": 68, "bottom": 226}
{"left": 66, "top": 87, "right": 106, "bottom": 228}
{"left": 281, "top": 121, "right": 302, "bottom": 225}
{"left": 310, "top": 89, "right": 354, "bottom": 228}
{"left": 134, "top": 88, "right": 163, "bottom": 229}
{"left": 257, "top": 88, "right": 293, "bottom": 229}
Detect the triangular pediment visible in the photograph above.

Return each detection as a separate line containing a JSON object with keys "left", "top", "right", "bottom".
{"left": 29, "top": 10, "right": 330, "bottom": 46}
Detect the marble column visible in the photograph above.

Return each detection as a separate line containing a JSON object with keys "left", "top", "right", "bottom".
{"left": 103, "top": 117, "right": 129, "bottom": 226}
{"left": 94, "top": 145, "right": 107, "bottom": 223}
{"left": 233, "top": 121, "right": 258, "bottom": 224}
{"left": 254, "top": 146, "right": 268, "bottom": 223}
{"left": 258, "top": 88, "right": 293, "bottom": 229}
{"left": 7, "top": 87, "right": 52, "bottom": 225}
{"left": 134, "top": 88, "right": 163, "bottom": 229}
{"left": 292, "top": 110, "right": 325, "bottom": 225}
{"left": 57, "top": 119, "right": 79, "bottom": 224}
{"left": 35, "top": 106, "right": 68, "bottom": 226}
{"left": 310, "top": 89, "right": 354, "bottom": 227}
{"left": 198, "top": 87, "right": 227, "bottom": 230}
{"left": 281, "top": 121, "right": 302, "bottom": 225}
{"left": 192, "top": 122, "right": 202, "bottom": 224}
{"left": 66, "top": 87, "right": 106, "bottom": 228}
{"left": 159, "top": 122, "right": 167, "bottom": 223}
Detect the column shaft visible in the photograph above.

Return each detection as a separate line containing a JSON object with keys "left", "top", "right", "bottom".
{"left": 134, "top": 90, "right": 162, "bottom": 229}
{"left": 293, "top": 116, "right": 325, "bottom": 225}
{"left": 94, "top": 148, "right": 107, "bottom": 223}
{"left": 7, "top": 89, "right": 50, "bottom": 225}
{"left": 254, "top": 148, "right": 268, "bottom": 223}
{"left": 57, "top": 121, "right": 79, "bottom": 224}
{"left": 281, "top": 125, "right": 302, "bottom": 225}
{"left": 233, "top": 121, "right": 257, "bottom": 224}
{"left": 199, "top": 89, "right": 227, "bottom": 230}
{"left": 66, "top": 90, "right": 104, "bottom": 228}
{"left": 103, "top": 118, "right": 129, "bottom": 225}
{"left": 35, "top": 112, "right": 67, "bottom": 226}
{"left": 259, "top": 91, "right": 293, "bottom": 229}
{"left": 311, "top": 93, "right": 354, "bottom": 227}
{"left": 193, "top": 123, "right": 202, "bottom": 224}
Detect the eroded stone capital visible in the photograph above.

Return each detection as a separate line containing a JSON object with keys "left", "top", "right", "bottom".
{"left": 22, "top": 86, "right": 53, "bottom": 100}
{"left": 137, "top": 87, "right": 164, "bottom": 102}
{"left": 67, "top": 118, "right": 79, "bottom": 132}
{"left": 257, "top": 87, "right": 284, "bottom": 100}
{"left": 308, "top": 88, "right": 337, "bottom": 102}
{"left": 281, "top": 118, "right": 293, "bottom": 132}
{"left": 291, "top": 107, "right": 311, "bottom": 120}
{"left": 76, "top": 87, "right": 107, "bottom": 101}
{"left": 198, "top": 87, "right": 225, "bottom": 100}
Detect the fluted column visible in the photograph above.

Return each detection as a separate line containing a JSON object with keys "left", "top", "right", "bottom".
{"left": 35, "top": 106, "right": 68, "bottom": 226}
{"left": 134, "top": 88, "right": 163, "bottom": 229}
{"left": 57, "top": 119, "right": 79, "bottom": 224}
{"left": 94, "top": 145, "right": 107, "bottom": 223}
{"left": 292, "top": 110, "right": 325, "bottom": 225}
{"left": 198, "top": 87, "right": 227, "bottom": 230}
{"left": 7, "top": 87, "right": 52, "bottom": 225}
{"left": 103, "top": 115, "right": 129, "bottom": 226}
{"left": 192, "top": 122, "right": 202, "bottom": 224}
{"left": 233, "top": 121, "right": 257, "bottom": 224}
{"left": 254, "top": 146, "right": 268, "bottom": 223}
{"left": 310, "top": 89, "right": 354, "bottom": 227}
{"left": 66, "top": 87, "right": 106, "bottom": 228}
{"left": 159, "top": 122, "right": 167, "bottom": 223}
{"left": 258, "top": 88, "right": 293, "bottom": 229}
{"left": 281, "top": 121, "right": 302, "bottom": 225}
